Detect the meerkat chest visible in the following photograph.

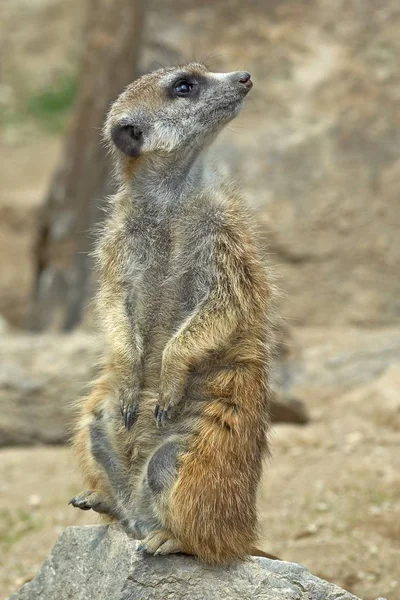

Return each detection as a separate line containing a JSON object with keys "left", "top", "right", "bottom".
{"left": 125, "top": 205, "right": 212, "bottom": 274}
{"left": 170, "top": 213, "right": 215, "bottom": 316}
{"left": 127, "top": 212, "right": 171, "bottom": 268}
{"left": 121, "top": 202, "right": 218, "bottom": 328}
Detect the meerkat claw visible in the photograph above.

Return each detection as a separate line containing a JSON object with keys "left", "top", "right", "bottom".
{"left": 166, "top": 404, "right": 174, "bottom": 420}
{"left": 121, "top": 401, "right": 138, "bottom": 430}
{"left": 69, "top": 490, "right": 111, "bottom": 514}
{"left": 154, "top": 403, "right": 173, "bottom": 428}
{"left": 161, "top": 408, "right": 170, "bottom": 427}
{"left": 156, "top": 406, "right": 165, "bottom": 428}
{"left": 162, "top": 403, "right": 175, "bottom": 426}
{"left": 68, "top": 496, "right": 92, "bottom": 510}
{"left": 154, "top": 403, "right": 164, "bottom": 427}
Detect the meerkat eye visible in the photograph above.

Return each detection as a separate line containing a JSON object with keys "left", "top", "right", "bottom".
{"left": 173, "top": 79, "right": 194, "bottom": 97}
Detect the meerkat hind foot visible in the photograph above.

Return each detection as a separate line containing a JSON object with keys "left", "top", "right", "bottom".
{"left": 136, "top": 530, "right": 184, "bottom": 556}
{"left": 68, "top": 490, "right": 111, "bottom": 515}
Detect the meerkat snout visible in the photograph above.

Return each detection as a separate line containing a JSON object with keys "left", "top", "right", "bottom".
{"left": 237, "top": 72, "right": 253, "bottom": 90}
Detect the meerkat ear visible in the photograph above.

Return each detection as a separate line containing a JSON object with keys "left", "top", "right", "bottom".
{"left": 111, "top": 122, "right": 143, "bottom": 157}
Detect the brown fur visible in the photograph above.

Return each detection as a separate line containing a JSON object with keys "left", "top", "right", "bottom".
{"left": 71, "top": 64, "right": 276, "bottom": 564}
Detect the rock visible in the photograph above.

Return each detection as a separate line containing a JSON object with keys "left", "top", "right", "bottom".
{"left": 270, "top": 390, "right": 309, "bottom": 424}
{"left": 145, "top": 0, "right": 400, "bottom": 328}
{"left": 0, "top": 332, "right": 98, "bottom": 446}
{"left": 0, "top": 328, "right": 309, "bottom": 448}
{"left": 335, "top": 364, "right": 400, "bottom": 431}
{"left": 0, "top": 328, "right": 307, "bottom": 449}
{"left": 0, "top": 313, "right": 10, "bottom": 334}
{"left": 275, "top": 327, "right": 400, "bottom": 393}
{"left": 9, "top": 524, "right": 365, "bottom": 600}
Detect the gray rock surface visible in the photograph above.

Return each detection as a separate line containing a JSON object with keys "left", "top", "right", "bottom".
{"left": 2, "top": 326, "right": 400, "bottom": 445}
{"left": 0, "top": 332, "right": 309, "bottom": 447}
{"left": 275, "top": 327, "right": 400, "bottom": 393}
{"left": 270, "top": 390, "right": 309, "bottom": 424}
{"left": 9, "top": 524, "right": 366, "bottom": 600}
{"left": 0, "top": 332, "right": 98, "bottom": 446}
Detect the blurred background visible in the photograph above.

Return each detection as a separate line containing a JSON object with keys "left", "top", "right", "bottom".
{"left": 0, "top": 0, "right": 399, "bottom": 598}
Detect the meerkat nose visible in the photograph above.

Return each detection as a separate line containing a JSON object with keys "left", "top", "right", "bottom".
{"left": 238, "top": 72, "right": 253, "bottom": 89}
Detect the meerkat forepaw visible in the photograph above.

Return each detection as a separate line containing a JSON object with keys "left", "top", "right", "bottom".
{"left": 154, "top": 399, "right": 176, "bottom": 428}
{"left": 68, "top": 490, "right": 111, "bottom": 514}
{"left": 121, "top": 401, "right": 138, "bottom": 430}
{"left": 120, "top": 384, "right": 141, "bottom": 430}
{"left": 155, "top": 377, "right": 185, "bottom": 427}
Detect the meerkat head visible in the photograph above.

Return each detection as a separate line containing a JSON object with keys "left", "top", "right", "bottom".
{"left": 105, "top": 63, "right": 253, "bottom": 160}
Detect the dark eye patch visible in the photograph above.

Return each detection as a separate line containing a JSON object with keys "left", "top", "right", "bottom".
{"left": 167, "top": 73, "right": 207, "bottom": 99}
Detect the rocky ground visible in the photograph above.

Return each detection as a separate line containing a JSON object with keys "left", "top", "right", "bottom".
{"left": 1, "top": 1, "right": 399, "bottom": 599}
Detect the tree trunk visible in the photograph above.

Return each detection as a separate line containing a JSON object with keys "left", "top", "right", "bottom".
{"left": 26, "top": 0, "right": 145, "bottom": 331}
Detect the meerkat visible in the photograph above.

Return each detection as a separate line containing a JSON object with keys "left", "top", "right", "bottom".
{"left": 70, "top": 63, "right": 276, "bottom": 564}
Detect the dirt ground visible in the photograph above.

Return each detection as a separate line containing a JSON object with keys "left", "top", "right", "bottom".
{"left": 0, "top": 1, "right": 399, "bottom": 599}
